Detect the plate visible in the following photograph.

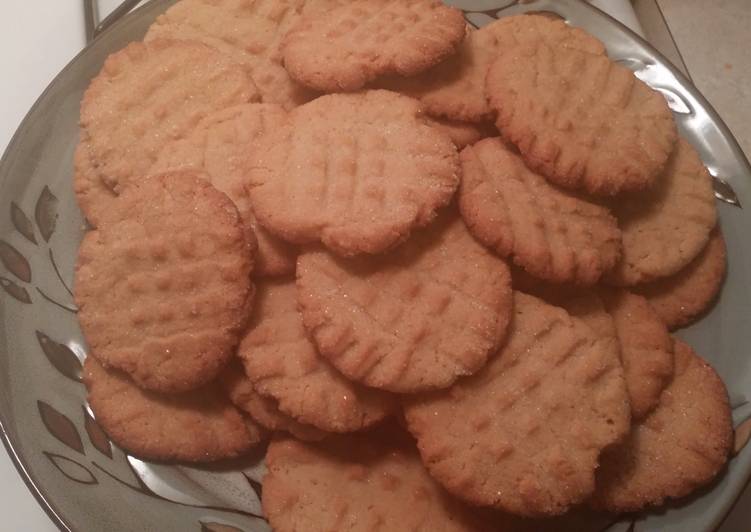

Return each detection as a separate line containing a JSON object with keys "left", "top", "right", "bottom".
{"left": 0, "top": 1, "right": 749, "bottom": 531}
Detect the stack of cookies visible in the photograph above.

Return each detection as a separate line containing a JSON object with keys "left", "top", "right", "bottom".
{"left": 73, "top": 1, "right": 734, "bottom": 530}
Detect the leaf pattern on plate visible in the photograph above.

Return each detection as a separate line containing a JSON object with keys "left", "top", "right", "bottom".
{"left": 712, "top": 175, "right": 742, "bottom": 208}
{"left": 734, "top": 416, "right": 751, "bottom": 455}
{"left": 36, "top": 331, "right": 83, "bottom": 382}
{"left": 0, "top": 239, "right": 31, "bottom": 283}
{"left": 11, "top": 202, "right": 37, "bottom": 244}
{"left": 244, "top": 474, "right": 263, "bottom": 502}
{"left": 83, "top": 407, "right": 112, "bottom": 459}
{"left": 0, "top": 276, "right": 31, "bottom": 303}
{"left": 38, "top": 401, "right": 84, "bottom": 454}
{"left": 35, "top": 185, "right": 59, "bottom": 242}
{"left": 44, "top": 452, "right": 98, "bottom": 485}
{"left": 201, "top": 522, "right": 246, "bottom": 532}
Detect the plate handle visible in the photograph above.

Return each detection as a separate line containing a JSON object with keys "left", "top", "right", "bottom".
{"left": 82, "top": 0, "right": 143, "bottom": 43}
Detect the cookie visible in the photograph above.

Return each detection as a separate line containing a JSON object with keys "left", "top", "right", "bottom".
{"left": 144, "top": 0, "right": 315, "bottom": 110}
{"left": 486, "top": 40, "right": 677, "bottom": 196}
{"left": 296, "top": 212, "right": 513, "bottom": 392}
{"left": 72, "top": 137, "right": 117, "bottom": 228}
{"left": 80, "top": 39, "right": 259, "bottom": 193}
{"left": 593, "top": 340, "right": 732, "bottom": 512}
{"left": 150, "top": 103, "right": 297, "bottom": 277}
{"left": 219, "top": 361, "right": 325, "bottom": 441}
{"left": 378, "top": 14, "right": 605, "bottom": 123}
{"left": 404, "top": 291, "right": 631, "bottom": 516}
{"left": 84, "top": 357, "right": 263, "bottom": 462}
{"left": 263, "top": 430, "right": 492, "bottom": 532}
{"left": 422, "top": 116, "right": 495, "bottom": 150}
{"left": 599, "top": 289, "right": 675, "bottom": 420}
{"left": 281, "top": 0, "right": 466, "bottom": 92}
{"left": 75, "top": 171, "right": 254, "bottom": 393}
{"left": 634, "top": 228, "right": 727, "bottom": 330}
{"left": 606, "top": 138, "right": 718, "bottom": 285}
{"left": 459, "top": 138, "right": 622, "bottom": 285}
{"left": 247, "top": 90, "right": 460, "bottom": 256}
{"left": 238, "top": 278, "right": 395, "bottom": 432}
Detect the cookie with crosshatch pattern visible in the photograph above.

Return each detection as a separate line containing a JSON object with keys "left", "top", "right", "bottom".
{"left": 80, "top": 39, "right": 259, "bottom": 194}
{"left": 247, "top": 90, "right": 460, "bottom": 256}
{"left": 296, "top": 211, "right": 513, "bottom": 393}
{"left": 75, "top": 171, "right": 255, "bottom": 394}
{"left": 403, "top": 291, "right": 631, "bottom": 517}
{"left": 238, "top": 278, "right": 396, "bottom": 432}
{"left": 84, "top": 357, "right": 264, "bottom": 462}
{"left": 282, "top": 0, "right": 466, "bottom": 92}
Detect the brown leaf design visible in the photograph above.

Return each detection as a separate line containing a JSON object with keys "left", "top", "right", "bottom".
{"left": 83, "top": 407, "right": 112, "bottom": 458}
{"left": 0, "top": 277, "right": 31, "bottom": 303}
{"left": 245, "top": 474, "right": 263, "bottom": 502}
{"left": 712, "top": 175, "right": 742, "bottom": 208}
{"left": 11, "top": 202, "right": 36, "bottom": 244}
{"left": 38, "top": 400, "right": 84, "bottom": 454}
{"left": 36, "top": 331, "right": 82, "bottom": 382}
{"left": 734, "top": 416, "right": 751, "bottom": 455}
{"left": 0, "top": 240, "right": 31, "bottom": 282}
{"left": 200, "top": 522, "right": 245, "bottom": 532}
{"left": 44, "top": 452, "right": 97, "bottom": 485}
{"left": 35, "top": 185, "right": 59, "bottom": 242}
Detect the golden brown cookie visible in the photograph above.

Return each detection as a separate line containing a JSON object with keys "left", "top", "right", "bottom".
{"left": 238, "top": 278, "right": 395, "bottom": 432}
{"left": 72, "top": 137, "right": 117, "bottom": 228}
{"left": 219, "top": 361, "right": 325, "bottom": 441}
{"left": 144, "top": 0, "right": 315, "bottom": 110}
{"left": 282, "top": 0, "right": 466, "bottom": 92}
{"left": 459, "top": 138, "right": 622, "bottom": 285}
{"left": 404, "top": 291, "right": 631, "bottom": 517}
{"left": 599, "top": 289, "right": 675, "bottom": 420}
{"left": 150, "top": 103, "right": 297, "bottom": 277}
{"left": 247, "top": 90, "right": 460, "bottom": 256}
{"left": 75, "top": 171, "right": 254, "bottom": 393}
{"left": 486, "top": 40, "right": 677, "bottom": 196}
{"left": 379, "top": 14, "right": 605, "bottom": 123}
{"left": 634, "top": 228, "right": 727, "bottom": 330}
{"left": 263, "top": 430, "right": 492, "bottom": 532}
{"left": 80, "top": 39, "right": 259, "bottom": 193}
{"left": 296, "top": 212, "right": 513, "bottom": 393}
{"left": 84, "top": 357, "right": 263, "bottom": 462}
{"left": 606, "top": 138, "right": 718, "bottom": 285}
{"left": 593, "top": 340, "right": 732, "bottom": 512}
{"left": 422, "top": 116, "right": 495, "bottom": 150}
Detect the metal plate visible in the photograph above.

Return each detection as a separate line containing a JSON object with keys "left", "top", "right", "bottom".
{"left": 0, "top": 1, "right": 749, "bottom": 531}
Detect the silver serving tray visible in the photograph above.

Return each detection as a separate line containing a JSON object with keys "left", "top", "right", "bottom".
{"left": 0, "top": 1, "right": 749, "bottom": 531}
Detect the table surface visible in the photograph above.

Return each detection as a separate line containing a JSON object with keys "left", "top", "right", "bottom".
{"left": 0, "top": 1, "right": 748, "bottom": 531}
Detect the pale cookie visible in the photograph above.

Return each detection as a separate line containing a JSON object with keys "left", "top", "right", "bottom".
{"left": 80, "top": 39, "right": 258, "bottom": 193}
{"left": 247, "top": 90, "right": 460, "bottom": 256}
{"left": 238, "top": 279, "right": 395, "bottom": 432}
{"left": 422, "top": 116, "right": 495, "bottom": 150}
{"left": 151, "top": 103, "right": 297, "bottom": 277}
{"left": 378, "top": 14, "right": 604, "bottom": 123}
{"left": 404, "top": 292, "right": 631, "bottom": 517}
{"left": 599, "top": 289, "right": 674, "bottom": 420}
{"left": 634, "top": 228, "right": 727, "bottom": 330}
{"left": 606, "top": 138, "right": 718, "bottom": 285}
{"left": 459, "top": 138, "right": 622, "bottom": 285}
{"left": 593, "top": 340, "right": 732, "bottom": 512}
{"left": 263, "top": 430, "right": 493, "bottom": 532}
{"left": 75, "top": 171, "right": 254, "bottom": 393}
{"left": 144, "top": 0, "right": 316, "bottom": 110}
{"left": 487, "top": 40, "right": 677, "bottom": 196}
{"left": 84, "top": 357, "right": 263, "bottom": 462}
{"left": 282, "top": 0, "right": 466, "bottom": 92}
{"left": 72, "top": 137, "right": 117, "bottom": 228}
{"left": 219, "top": 361, "right": 325, "bottom": 441}
{"left": 296, "top": 212, "right": 512, "bottom": 393}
